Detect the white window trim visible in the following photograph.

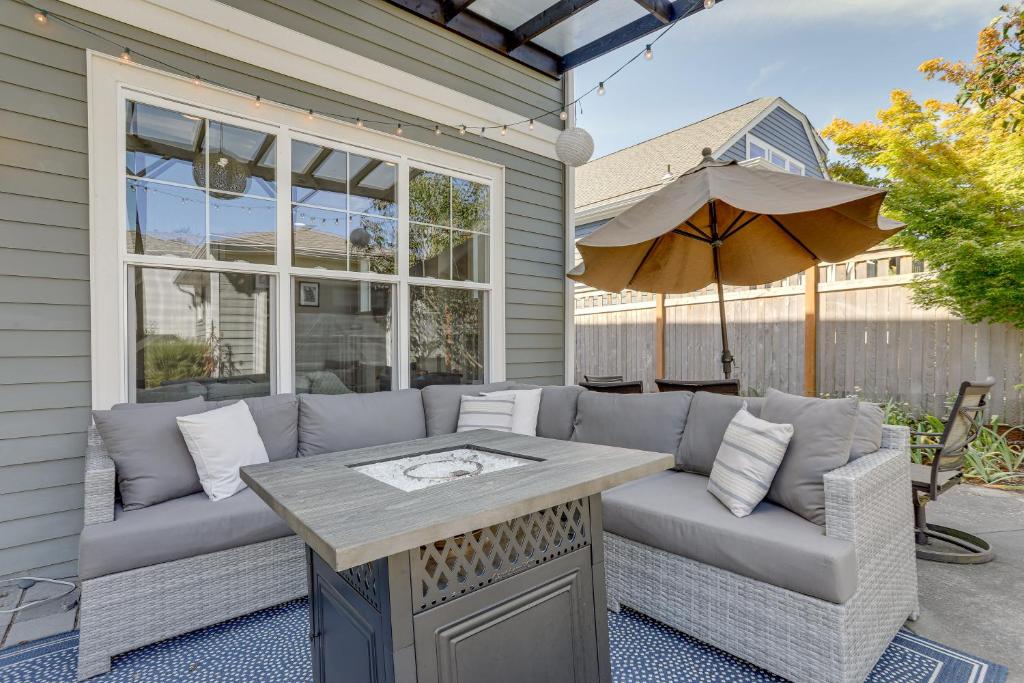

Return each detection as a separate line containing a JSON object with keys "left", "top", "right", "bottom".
{"left": 746, "top": 134, "right": 806, "bottom": 176}
{"left": 88, "top": 52, "right": 505, "bottom": 409}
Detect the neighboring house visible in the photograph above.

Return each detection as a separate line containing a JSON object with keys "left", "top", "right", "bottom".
{"left": 575, "top": 97, "right": 829, "bottom": 239}
{"left": 0, "top": 0, "right": 709, "bottom": 578}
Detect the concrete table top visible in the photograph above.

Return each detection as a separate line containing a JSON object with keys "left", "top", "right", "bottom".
{"left": 241, "top": 430, "right": 673, "bottom": 571}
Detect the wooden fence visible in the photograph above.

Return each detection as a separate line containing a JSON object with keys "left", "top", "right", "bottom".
{"left": 574, "top": 248, "right": 1024, "bottom": 421}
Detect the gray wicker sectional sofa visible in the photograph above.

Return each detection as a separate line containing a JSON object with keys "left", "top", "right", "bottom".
{"left": 79, "top": 384, "right": 916, "bottom": 682}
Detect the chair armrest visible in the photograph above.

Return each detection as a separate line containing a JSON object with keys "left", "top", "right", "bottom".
{"left": 83, "top": 424, "right": 116, "bottom": 525}
{"left": 824, "top": 425, "right": 913, "bottom": 574}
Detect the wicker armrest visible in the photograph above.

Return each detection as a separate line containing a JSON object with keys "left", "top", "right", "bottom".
{"left": 823, "top": 425, "right": 913, "bottom": 573}
{"left": 84, "top": 424, "right": 116, "bottom": 525}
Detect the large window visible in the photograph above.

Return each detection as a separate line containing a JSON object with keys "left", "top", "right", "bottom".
{"left": 109, "top": 93, "right": 501, "bottom": 405}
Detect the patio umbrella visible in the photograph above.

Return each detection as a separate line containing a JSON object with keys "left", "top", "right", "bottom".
{"left": 568, "top": 149, "right": 903, "bottom": 378}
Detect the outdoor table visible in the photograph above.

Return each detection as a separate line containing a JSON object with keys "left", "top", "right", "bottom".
{"left": 242, "top": 429, "right": 671, "bottom": 683}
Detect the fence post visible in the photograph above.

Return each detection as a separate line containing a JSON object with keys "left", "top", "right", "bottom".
{"left": 803, "top": 266, "right": 818, "bottom": 396}
{"left": 655, "top": 293, "right": 665, "bottom": 381}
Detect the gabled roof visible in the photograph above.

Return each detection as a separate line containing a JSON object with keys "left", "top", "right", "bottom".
{"left": 576, "top": 97, "right": 799, "bottom": 212}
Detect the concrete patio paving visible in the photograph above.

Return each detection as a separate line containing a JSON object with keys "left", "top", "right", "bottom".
{"left": 1, "top": 486, "right": 1021, "bottom": 681}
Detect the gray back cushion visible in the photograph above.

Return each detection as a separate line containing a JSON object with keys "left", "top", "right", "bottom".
{"left": 676, "top": 393, "right": 764, "bottom": 474}
{"left": 849, "top": 402, "right": 884, "bottom": 460}
{"left": 537, "top": 385, "right": 585, "bottom": 441}
{"left": 298, "top": 389, "right": 426, "bottom": 456}
{"left": 571, "top": 391, "right": 692, "bottom": 454}
{"left": 207, "top": 394, "right": 299, "bottom": 461}
{"left": 762, "top": 389, "right": 859, "bottom": 525}
{"left": 94, "top": 397, "right": 206, "bottom": 510}
{"left": 420, "top": 382, "right": 517, "bottom": 436}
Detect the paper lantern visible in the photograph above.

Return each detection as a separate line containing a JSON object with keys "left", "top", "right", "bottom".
{"left": 555, "top": 127, "right": 595, "bottom": 167}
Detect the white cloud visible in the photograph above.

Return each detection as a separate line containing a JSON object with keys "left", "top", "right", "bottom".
{"left": 717, "top": 0, "right": 996, "bottom": 29}
{"left": 748, "top": 60, "right": 786, "bottom": 92}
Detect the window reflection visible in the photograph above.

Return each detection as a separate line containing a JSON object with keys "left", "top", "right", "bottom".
{"left": 409, "top": 168, "right": 489, "bottom": 283}
{"left": 131, "top": 267, "right": 272, "bottom": 403}
{"left": 409, "top": 286, "right": 484, "bottom": 388}
{"left": 294, "top": 278, "right": 394, "bottom": 394}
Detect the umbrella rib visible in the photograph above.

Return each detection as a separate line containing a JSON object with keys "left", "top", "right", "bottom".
{"left": 684, "top": 221, "right": 712, "bottom": 240}
{"left": 626, "top": 235, "right": 663, "bottom": 289}
{"left": 768, "top": 215, "right": 818, "bottom": 260}
{"left": 720, "top": 213, "right": 761, "bottom": 241}
{"left": 672, "top": 229, "right": 711, "bottom": 243}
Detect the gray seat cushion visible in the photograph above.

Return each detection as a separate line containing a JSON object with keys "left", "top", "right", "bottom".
{"left": 420, "top": 382, "right": 519, "bottom": 436}
{"left": 298, "top": 389, "right": 426, "bottom": 456}
{"left": 762, "top": 390, "right": 859, "bottom": 526}
{"left": 94, "top": 397, "right": 206, "bottom": 510}
{"left": 207, "top": 394, "right": 299, "bottom": 461}
{"left": 603, "top": 471, "right": 858, "bottom": 604}
{"left": 537, "top": 385, "right": 585, "bottom": 441}
{"left": 676, "top": 393, "right": 764, "bottom": 474}
{"left": 78, "top": 488, "right": 292, "bottom": 579}
{"left": 571, "top": 391, "right": 692, "bottom": 454}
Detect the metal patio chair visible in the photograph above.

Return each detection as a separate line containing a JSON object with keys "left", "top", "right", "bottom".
{"left": 655, "top": 379, "right": 740, "bottom": 395}
{"left": 911, "top": 378, "right": 996, "bottom": 564}
{"left": 580, "top": 375, "right": 644, "bottom": 394}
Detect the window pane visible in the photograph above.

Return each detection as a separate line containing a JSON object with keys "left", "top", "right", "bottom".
{"left": 410, "top": 223, "right": 450, "bottom": 279}
{"left": 452, "top": 178, "right": 489, "bottom": 233}
{"left": 126, "top": 179, "right": 205, "bottom": 258}
{"left": 131, "top": 267, "right": 272, "bottom": 403}
{"left": 409, "top": 169, "right": 451, "bottom": 226}
{"left": 749, "top": 142, "right": 767, "bottom": 159}
{"left": 125, "top": 101, "right": 203, "bottom": 186}
{"left": 769, "top": 151, "right": 788, "bottom": 168}
{"left": 294, "top": 278, "right": 393, "bottom": 394}
{"left": 451, "top": 230, "right": 488, "bottom": 283}
{"left": 292, "top": 205, "right": 348, "bottom": 270}
{"left": 209, "top": 195, "right": 276, "bottom": 264}
{"left": 788, "top": 160, "right": 804, "bottom": 175}
{"left": 350, "top": 154, "right": 397, "bottom": 218}
{"left": 291, "top": 140, "right": 348, "bottom": 210}
{"left": 349, "top": 215, "right": 397, "bottom": 275}
{"left": 208, "top": 120, "right": 276, "bottom": 199}
{"left": 410, "top": 286, "right": 485, "bottom": 388}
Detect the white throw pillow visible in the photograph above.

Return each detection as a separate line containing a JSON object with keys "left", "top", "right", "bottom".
{"left": 481, "top": 388, "right": 542, "bottom": 436}
{"left": 176, "top": 400, "right": 269, "bottom": 501}
{"left": 456, "top": 394, "right": 517, "bottom": 433}
{"left": 708, "top": 404, "right": 794, "bottom": 518}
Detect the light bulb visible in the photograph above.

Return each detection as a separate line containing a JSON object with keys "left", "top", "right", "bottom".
{"left": 597, "top": 82, "right": 606, "bottom": 96}
{"left": 395, "top": 124, "right": 403, "bottom": 135}
{"left": 529, "top": 119, "right": 535, "bottom": 130}
{"left": 307, "top": 109, "right": 314, "bottom": 120}
{"left": 254, "top": 96, "right": 262, "bottom": 108}
{"left": 120, "top": 47, "right": 132, "bottom": 61}
{"left": 459, "top": 124, "right": 466, "bottom": 136}
{"left": 34, "top": 10, "right": 48, "bottom": 24}
{"left": 191, "top": 75, "right": 201, "bottom": 86}
{"left": 704, "top": 0, "right": 715, "bottom": 8}
{"left": 559, "top": 111, "right": 568, "bottom": 121}
{"left": 355, "top": 118, "right": 363, "bottom": 128}
{"left": 500, "top": 125, "right": 507, "bottom": 136}
{"left": 644, "top": 45, "right": 653, "bottom": 60}
{"left": 434, "top": 125, "right": 442, "bottom": 136}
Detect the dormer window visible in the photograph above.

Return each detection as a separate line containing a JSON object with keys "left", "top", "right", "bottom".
{"left": 746, "top": 134, "right": 806, "bottom": 175}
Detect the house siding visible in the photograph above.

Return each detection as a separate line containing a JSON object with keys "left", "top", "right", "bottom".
{"left": 719, "top": 106, "right": 824, "bottom": 177}
{"left": 0, "top": 0, "right": 566, "bottom": 577}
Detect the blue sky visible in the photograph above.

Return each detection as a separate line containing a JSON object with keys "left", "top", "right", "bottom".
{"left": 573, "top": 0, "right": 1000, "bottom": 159}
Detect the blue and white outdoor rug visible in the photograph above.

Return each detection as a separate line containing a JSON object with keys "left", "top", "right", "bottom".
{"left": 0, "top": 599, "right": 1007, "bottom": 682}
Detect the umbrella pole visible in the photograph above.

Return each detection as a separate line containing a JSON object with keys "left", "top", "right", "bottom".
{"left": 709, "top": 201, "right": 735, "bottom": 379}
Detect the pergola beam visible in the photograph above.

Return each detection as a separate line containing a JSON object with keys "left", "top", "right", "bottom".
{"left": 632, "top": 0, "right": 674, "bottom": 24}
{"left": 509, "top": 0, "right": 602, "bottom": 51}
{"left": 442, "top": 0, "right": 477, "bottom": 24}
{"left": 559, "top": 0, "right": 721, "bottom": 73}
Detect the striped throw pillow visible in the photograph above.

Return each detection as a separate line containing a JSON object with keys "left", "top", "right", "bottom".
{"left": 456, "top": 394, "right": 517, "bottom": 433}
{"left": 708, "top": 404, "right": 794, "bottom": 517}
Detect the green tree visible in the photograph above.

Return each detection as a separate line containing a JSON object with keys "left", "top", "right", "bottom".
{"left": 824, "top": 36, "right": 1024, "bottom": 327}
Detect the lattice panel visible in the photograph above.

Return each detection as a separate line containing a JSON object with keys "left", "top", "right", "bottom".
{"left": 411, "top": 498, "right": 590, "bottom": 613}
{"left": 340, "top": 560, "right": 380, "bottom": 611}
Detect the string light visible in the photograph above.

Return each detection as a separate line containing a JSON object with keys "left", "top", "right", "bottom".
{"left": 18, "top": 0, "right": 683, "bottom": 140}
{"left": 704, "top": 0, "right": 715, "bottom": 7}
{"left": 307, "top": 108, "right": 314, "bottom": 120}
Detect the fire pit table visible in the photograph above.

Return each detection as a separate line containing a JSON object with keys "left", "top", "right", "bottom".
{"left": 241, "top": 429, "right": 672, "bottom": 683}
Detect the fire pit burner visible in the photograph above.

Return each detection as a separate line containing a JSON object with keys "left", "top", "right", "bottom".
{"left": 352, "top": 447, "right": 529, "bottom": 492}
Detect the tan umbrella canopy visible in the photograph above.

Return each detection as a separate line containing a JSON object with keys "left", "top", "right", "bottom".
{"left": 569, "top": 149, "right": 903, "bottom": 378}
